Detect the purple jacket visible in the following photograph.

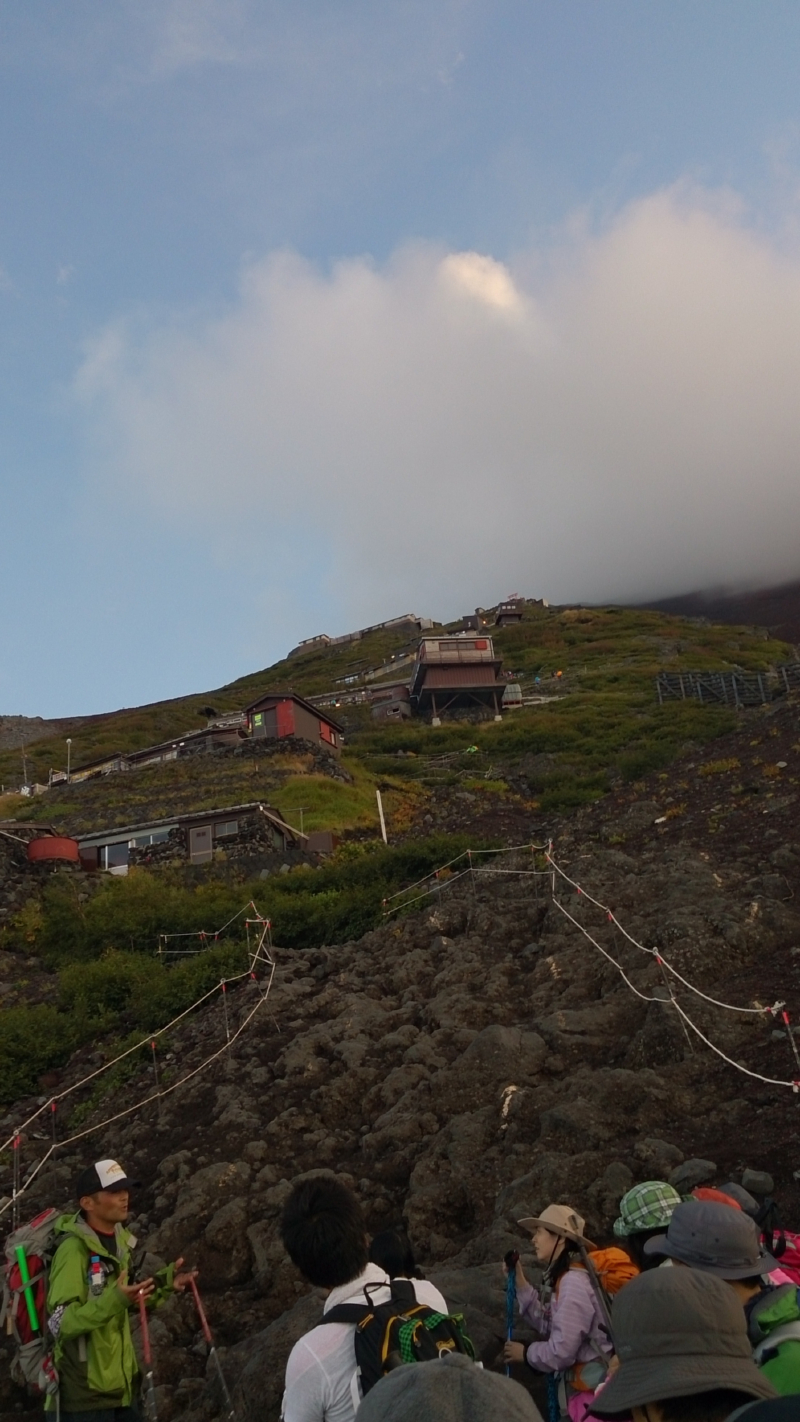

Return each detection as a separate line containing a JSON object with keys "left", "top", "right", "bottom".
{"left": 518, "top": 1268, "right": 612, "bottom": 1374}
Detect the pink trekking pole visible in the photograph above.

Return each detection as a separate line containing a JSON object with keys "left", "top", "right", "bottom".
{"left": 138, "top": 1290, "right": 158, "bottom": 1422}
{"left": 189, "top": 1276, "right": 236, "bottom": 1420}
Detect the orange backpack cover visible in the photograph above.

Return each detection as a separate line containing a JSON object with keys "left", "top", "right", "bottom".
{"left": 571, "top": 1246, "right": 639, "bottom": 1295}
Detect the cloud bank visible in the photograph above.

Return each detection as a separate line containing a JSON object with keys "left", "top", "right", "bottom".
{"left": 75, "top": 187, "right": 800, "bottom": 625}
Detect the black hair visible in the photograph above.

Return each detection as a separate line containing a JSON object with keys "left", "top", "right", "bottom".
{"left": 545, "top": 1234, "right": 580, "bottom": 1285}
{"left": 658, "top": 1390, "right": 758, "bottom": 1422}
{"left": 280, "top": 1177, "right": 368, "bottom": 1289}
{"left": 624, "top": 1227, "right": 667, "bottom": 1272}
{"left": 368, "top": 1226, "right": 424, "bottom": 1279}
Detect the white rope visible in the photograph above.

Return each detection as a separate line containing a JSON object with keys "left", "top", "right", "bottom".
{"left": 551, "top": 883, "right": 798, "bottom": 1091}
{"left": 551, "top": 899, "right": 660, "bottom": 1003}
{"left": 0, "top": 911, "right": 272, "bottom": 1155}
{"left": 546, "top": 852, "right": 770, "bottom": 1016}
{"left": 0, "top": 963, "right": 276, "bottom": 1222}
{"left": 381, "top": 842, "right": 549, "bottom": 903}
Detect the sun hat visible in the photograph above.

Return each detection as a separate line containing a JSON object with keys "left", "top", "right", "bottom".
{"left": 589, "top": 1268, "right": 778, "bottom": 1415}
{"left": 613, "top": 1181, "right": 681, "bottom": 1238}
{"left": 643, "top": 1200, "right": 778, "bottom": 1279}
{"left": 356, "top": 1352, "right": 544, "bottom": 1422}
{"left": 517, "top": 1204, "right": 597, "bottom": 1249}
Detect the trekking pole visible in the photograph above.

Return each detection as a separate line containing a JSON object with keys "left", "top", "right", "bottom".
{"left": 504, "top": 1250, "right": 519, "bottom": 1377}
{"left": 576, "top": 1242, "right": 615, "bottom": 1344}
{"left": 189, "top": 1276, "right": 236, "bottom": 1421}
{"left": 138, "top": 1291, "right": 158, "bottom": 1422}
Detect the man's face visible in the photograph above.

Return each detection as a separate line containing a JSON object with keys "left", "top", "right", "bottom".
{"left": 81, "top": 1187, "right": 130, "bottom": 1228}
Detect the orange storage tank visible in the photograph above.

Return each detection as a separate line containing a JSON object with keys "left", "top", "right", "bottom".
{"left": 27, "top": 836, "right": 80, "bottom": 863}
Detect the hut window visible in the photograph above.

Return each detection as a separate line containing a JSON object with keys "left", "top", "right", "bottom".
{"left": 215, "top": 821, "right": 239, "bottom": 838}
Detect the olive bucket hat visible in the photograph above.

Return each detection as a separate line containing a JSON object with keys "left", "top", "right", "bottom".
{"left": 590, "top": 1269, "right": 777, "bottom": 1416}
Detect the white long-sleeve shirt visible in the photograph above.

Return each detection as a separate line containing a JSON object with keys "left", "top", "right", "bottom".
{"left": 281, "top": 1264, "right": 449, "bottom": 1422}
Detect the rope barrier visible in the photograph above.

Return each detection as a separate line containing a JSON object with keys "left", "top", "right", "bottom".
{"left": 0, "top": 906, "right": 272, "bottom": 1157}
{"left": 0, "top": 961, "right": 276, "bottom": 1223}
{"left": 546, "top": 851, "right": 774, "bottom": 1017}
{"left": 384, "top": 838, "right": 799, "bottom": 1093}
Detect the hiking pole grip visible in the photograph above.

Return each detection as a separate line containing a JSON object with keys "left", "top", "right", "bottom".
{"left": 15, "top": 1246, "right": 40, "bottom": 1333}
{"left": 189, "top": 1276, "right": 213, "bottom": 1345}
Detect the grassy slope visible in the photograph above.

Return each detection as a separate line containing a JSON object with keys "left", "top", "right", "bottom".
{"left": 0, "top": 602, "right": 796, "bottom": 1107}
{"left": 1, "top": 603, "right": 794, "bottom": 831}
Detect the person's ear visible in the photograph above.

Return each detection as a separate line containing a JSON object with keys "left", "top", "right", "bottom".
{"left": 79, "top": 1193, "right": 97, "bottom": 1212}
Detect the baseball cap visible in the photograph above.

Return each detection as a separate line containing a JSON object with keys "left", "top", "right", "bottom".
{"left": 613, "top": 1181, "right": 681, "bottom": 1237}
{"left": 643, "top": 1201, "right": 778, "bottom": 1279}
{"left": 590, "top": 1269, "right": 777, "bottom": 1415}
{"left": 357, "top": 1353, "right": 544, "bottom": 1422}
{"left": 75, "top": 1159, "right": 138, "bottom": 1198}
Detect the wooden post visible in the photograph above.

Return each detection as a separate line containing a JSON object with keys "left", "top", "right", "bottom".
{"left": 376, "top": 790, "right": 388, "bottom": 844}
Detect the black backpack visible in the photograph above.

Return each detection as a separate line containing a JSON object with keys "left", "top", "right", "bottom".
{"left": 323, "top": 1278, "right": 475, "bottom": 1396}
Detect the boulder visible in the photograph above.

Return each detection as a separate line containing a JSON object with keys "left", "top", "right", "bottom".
{"left": 741, "top": 1169, "right": 775, "bottom": 1197}
{"left": 668, "top": 1158, "right": 717, "bottom": 1192}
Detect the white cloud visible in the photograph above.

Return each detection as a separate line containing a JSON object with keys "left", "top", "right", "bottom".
{"left": 74, "top": 186, "right": 800, "bottom": 623}
{"left": 146, "top": 0, "right": 249, "bottom": 78}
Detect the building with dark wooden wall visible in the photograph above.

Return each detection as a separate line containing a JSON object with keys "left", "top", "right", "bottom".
{"left": 243, "top": 692, "right": 344, "bottom": 752}
{"left": 409, "top": 636, "right": 505, "bottom": 723}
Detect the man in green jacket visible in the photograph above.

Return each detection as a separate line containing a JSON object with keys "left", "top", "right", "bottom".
{"left": 46, "top": 1157, "right": 196, "bottom": 1421}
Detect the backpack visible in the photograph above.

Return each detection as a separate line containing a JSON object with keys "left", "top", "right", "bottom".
{"left": 0, "top": 1208, "right": 60, "bottom": 1396}
{"left": 756, "top": 1199, "right": 800, "bottom": 1286}
{"left": 570, "top": 1246, "right": 639, "bottom": 1300}
{"left": 322, "top": 1278, "right": 476, "bottom": 1398}
{"left": 566, "top": 1248, "right": 638, "bottom": 1395}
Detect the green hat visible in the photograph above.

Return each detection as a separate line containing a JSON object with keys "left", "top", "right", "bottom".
{"left": 613, "top": 1181, "right": 681, "bottom": 1238}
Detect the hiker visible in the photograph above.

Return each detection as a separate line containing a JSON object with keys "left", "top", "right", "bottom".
{"left": 368, "top": 1225, "right": 424, "bottom": 1280}
{"left": 643, "top": 1200, "right": 800, "bottom": 1395}
{"left": 589, "top": 1267, "right": 777, "bottom": 1420}
{"left": 355, "top": 1352, "right": 545, "bottom": 1421}
{"left": 502, "top": 1204, "right": 635, "bottom": 1421}
{"left": 612, "top": 1182, "right": 681, "bottom": 1272}
{"left": 46, "top": 1158, "right": 197, "bottom": 1420}
{"left": 280, "top": 1175, "right": 455, "bottom": 1422}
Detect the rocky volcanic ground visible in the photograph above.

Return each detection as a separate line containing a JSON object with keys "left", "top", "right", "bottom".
{"left": 2, "top": 696, "right": 800, "bottom": 1421}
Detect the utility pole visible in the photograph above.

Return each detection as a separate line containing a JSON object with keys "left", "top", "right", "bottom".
{"left": 292, "top": 807, "right": 308, "bottom": 836}
{"left": 20, "top": 740, "right": 28, "bottom": 789}
{"left": 66, "top": 738, "right": 72, "bottom": 783}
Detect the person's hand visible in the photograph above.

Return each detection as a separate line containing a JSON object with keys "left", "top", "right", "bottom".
{"left": 504, "top": 1340, "right": 526, "bottom": 1365}
{"left": 503, "top": 1257, "right": 528, "bottom": 1290}
{"left": 117, "top": 1269, "right": 155, "bottom": 1305}
{"left": 171, "top": 1257, "right": 198, "bottom": 1292}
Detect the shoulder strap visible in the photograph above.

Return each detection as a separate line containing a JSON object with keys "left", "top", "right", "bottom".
{"left": 389, "top": 1279, "right": 417, "bottom": 1309}
{"left": 321, "top": 1304, "right": 371, "bottom": 1325}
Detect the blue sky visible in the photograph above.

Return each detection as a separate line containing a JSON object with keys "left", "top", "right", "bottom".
{"left": 3, "top": 2, "right": 800, "bottom": 715}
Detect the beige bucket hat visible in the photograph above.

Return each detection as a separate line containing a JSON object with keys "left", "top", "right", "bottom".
{"left": 517, "top": 1203, "right": 597, "bottom": 1249}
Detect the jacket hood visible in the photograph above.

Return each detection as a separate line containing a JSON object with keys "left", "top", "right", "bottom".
{"left": 54, "top": 1211, "right": 135, "bottom": 1256}
{"left": 747, "top": 1284, "right": 800, "bottom": 1343}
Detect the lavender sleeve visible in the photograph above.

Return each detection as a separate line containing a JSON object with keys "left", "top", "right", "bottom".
{"left": 516, "top": 1280, "right": 547, "bottom": 1332}
{"left": 524, "top": 1271, "right": 599, "bottom": 1373}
